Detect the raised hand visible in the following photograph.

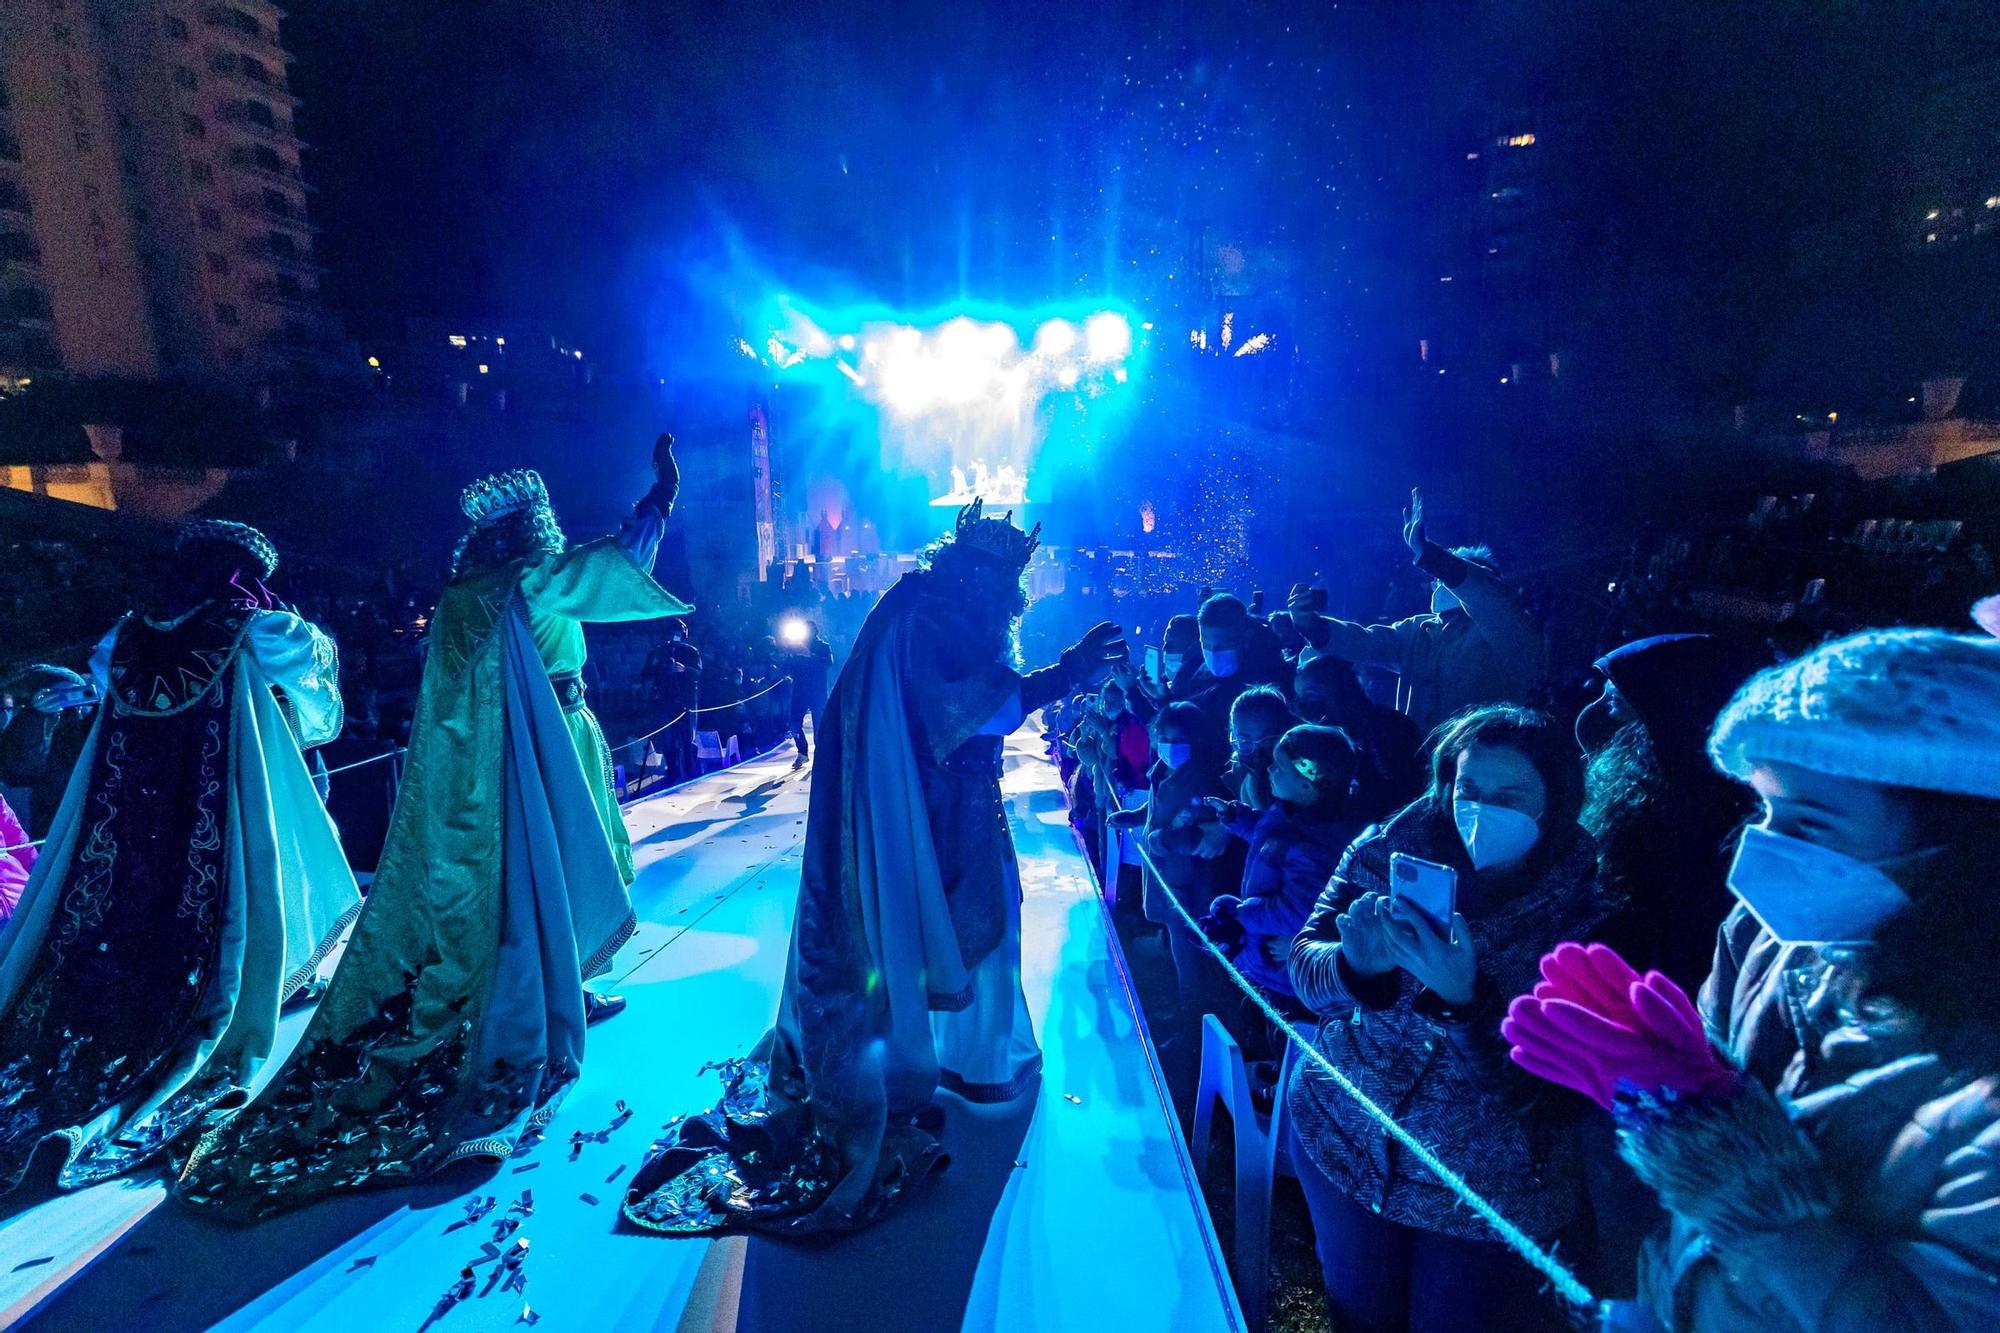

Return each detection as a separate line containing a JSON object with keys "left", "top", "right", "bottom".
{"left": 1061, "top": 622, "right": 1128, "bottom": 687}
{"left": 650, "top": 433, "right": 681, "bottom": 512}
{"left": 1402, "top": 487, "right": 1427, "bottom": 559}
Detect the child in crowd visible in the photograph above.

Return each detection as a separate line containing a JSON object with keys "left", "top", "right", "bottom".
{"left": 1200, "top": 724, "right": 1362, "bottom": 1004}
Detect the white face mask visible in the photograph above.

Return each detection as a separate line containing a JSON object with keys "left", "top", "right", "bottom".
{"left": 1207, "top": 647, "right": 1240, "bottom": 679}
{"left": 1454, "top": 798, "right": 1540, "bottom": 870}
{"left": 1431, "top": 584, "right": 1462, "bottom": 616}
{"left": 1725, "top": 825, "right": 1917, "bottom": 945}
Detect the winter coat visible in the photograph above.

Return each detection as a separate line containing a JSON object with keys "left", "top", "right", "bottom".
{"left": 1139, "top": 758, "right": 1229, "bottom": 926}
{"left": 1618, "top": 905, "right": 2000, "bottom": 1332}
{"left": 1215, "top": 798, "right": 1361, "bottom": 996}
{"left": 1306, "top": 543, "right": 1544, "bottom": 733}
{"left": 1286, "top": 800, "right": 1607, "bottom": 1240}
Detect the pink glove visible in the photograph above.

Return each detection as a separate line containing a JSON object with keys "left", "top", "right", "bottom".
{"left": 1502, "top": 943, "right": 1738, "bottom": 1112}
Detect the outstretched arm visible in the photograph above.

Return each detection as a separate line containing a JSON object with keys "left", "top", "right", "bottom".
{"left": 616, "top": 432, "right": 681, "bottom": 573}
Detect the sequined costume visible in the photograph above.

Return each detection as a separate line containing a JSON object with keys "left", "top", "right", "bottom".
{"left": 623, "top": 522, "right": 1080, "bottom": 1236}
{"left": 178, "top": 496, "right": 688, "bottom": 1218}
{"left": 0, "top": 598, "right": 357, "bottom": 1193}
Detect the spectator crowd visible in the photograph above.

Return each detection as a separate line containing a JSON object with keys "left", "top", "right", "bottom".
{"left": 1050, "top": 487, "right": 2000, "bottom": 1333}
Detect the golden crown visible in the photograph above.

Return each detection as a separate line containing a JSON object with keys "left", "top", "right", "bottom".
{"left": 953, "top": 498, "right": 1041, "bottom": 567}
{"left": 460, "top": 468, "right": 551, "bottom": 528}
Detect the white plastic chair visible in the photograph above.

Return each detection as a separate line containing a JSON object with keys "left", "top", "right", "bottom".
{"left": 1191, "top": 1014, "right": 1300, "bottom": 1333}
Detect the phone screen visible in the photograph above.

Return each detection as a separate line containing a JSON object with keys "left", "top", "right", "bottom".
{"left": 1144, "top": 646, "right": 1166, "bottom": 684}
{"left": 1389, "top": 852, "right": 1457, "bottom": 931}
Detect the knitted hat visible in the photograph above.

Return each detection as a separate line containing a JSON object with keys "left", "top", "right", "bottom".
{"left": 1709, "top": 628, "right": 2000, "bottom": 799}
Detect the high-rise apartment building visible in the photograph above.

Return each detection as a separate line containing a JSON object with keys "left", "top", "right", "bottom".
{"left": 0, "top": 0, "right": 328, "bottom": 384}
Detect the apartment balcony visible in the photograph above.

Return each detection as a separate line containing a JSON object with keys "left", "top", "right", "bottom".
{"left": 224, "top": 145, "right": 313, "bottom": 191}
{"left": 252, "top": 278, "right": 320, "bottom": 310}
{"left": 232, "top": 191, "right": 316, "bottom": 233}
{"left": 0, "top": 236, "right": 42, "bottom": 268}
{"left": 217, "top": 99, "right": 299, "bottom": 145}
{"left": 240, "top": 234, "right": 321, "bottom": 274}
{"left": 204, "top": 5, "right": 287, "bottom": 55}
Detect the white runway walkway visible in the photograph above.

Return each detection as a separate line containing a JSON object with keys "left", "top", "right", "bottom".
{"left": 3, "top": 729, "right": 1241, "bottom": 1332}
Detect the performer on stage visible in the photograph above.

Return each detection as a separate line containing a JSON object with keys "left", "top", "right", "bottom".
{"left": 622, "top": 501, "right": 1124, "bottom": 1236}
{"left": 0, "top": 521, "right": 358, "bottom": 1194}
{"left": 178, "top": 442, "right": 690, "bottom": 1218}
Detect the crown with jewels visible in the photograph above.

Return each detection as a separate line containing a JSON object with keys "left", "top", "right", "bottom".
{"left": 953, "top": 498, "right": 1041, "bottom": 567}
{"left": 460, "top": 468, "right": 552, "bottom": 529}
{"left": 177, "top": 519, "right": 279, "bottom": 578}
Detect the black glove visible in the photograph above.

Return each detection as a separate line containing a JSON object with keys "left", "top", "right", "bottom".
{"left": 1060, "top": 622, "right": 1127, "bottom": 689}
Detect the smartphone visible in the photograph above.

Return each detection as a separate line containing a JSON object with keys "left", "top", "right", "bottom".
{"left": 1144, "top": 645, "right": 1166, "bottom": 685}
{"left": 1389, "top": 852, "right": 1457, "bottom": 932}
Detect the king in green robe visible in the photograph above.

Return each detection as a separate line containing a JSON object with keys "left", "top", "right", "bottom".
{"left": 179, "top": 458, "right": 688, "bottom": 1217}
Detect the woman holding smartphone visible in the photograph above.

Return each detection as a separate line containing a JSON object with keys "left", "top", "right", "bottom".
{"left": 1286, "top": 704, "right": 1609, "bottom": 1332}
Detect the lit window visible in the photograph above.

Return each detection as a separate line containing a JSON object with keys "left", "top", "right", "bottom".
{"left": 367, "top": 355, "right": 380, "bottom": 368}
{"left": 1986, "top": 196, "right": 2000, "bottom": 209}
{"left": 478, "top": 364, "right": 489, "bottom": 374}
{"left": 1926, "top": 209, "right": 1941, "bottom": 220}
{"left": 1927, "top": 233, "right": 1938, "bottom": 243}
{"left": 573, "top": 349, "right": 583, "bottom": 360}
{"left": 495, "top": 336, "right": 505, "bottom": 347}
{"left": 1498, "top": 133, "right": 1536, "bottom": 148}
{"left": 448, "top": 334, "right": 467, "bottom": 347}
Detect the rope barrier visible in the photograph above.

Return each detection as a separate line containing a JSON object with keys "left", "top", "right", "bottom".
{"left": 609, "top": 674, "right": 793, "bottom": 755}
{"left": 320, "top": 746, "right": 406, "bottom": 778}
{"left": 1103, "top": 788, "right": 1602, "bottom": 1315}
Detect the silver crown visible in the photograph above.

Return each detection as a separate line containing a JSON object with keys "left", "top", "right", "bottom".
{"left": 954, "top": 498, "right": 1041, "bottom": 567}
{"left": 177, "top": 519, "right": 279, "bottom": 578}
{"left": 460, "top": 468, "right": 551, "bottom": 528}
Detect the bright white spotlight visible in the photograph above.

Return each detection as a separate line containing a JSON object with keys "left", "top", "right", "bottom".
{"left": 1034, "top": 320, "right": 1077, "bottom": 357}
{"left": 839, "top": 333, "right": 857, "bottom": 350}
{"left": 1056, "top": 364, "right": 1080, "bottom": 388}
{"left": 779, "top": 617, "right": 810, "bottom": 646}
{"left": 1084, "top": 312, "right": 1131, "bottom": 362}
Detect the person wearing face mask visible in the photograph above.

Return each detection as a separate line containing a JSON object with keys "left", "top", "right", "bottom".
{"left": 1220, "top": 685, "right": 1297, "bottom": 812}
{"left": 1506, "top": 627, "right": 2000, "bottom": 1333}
{"left": 1151, "top": 614, "right": 1204, "bottom": 704}
{"left": 1286, "top": 705, "right": 1604, "bottom": 1333}
{"left": 1294, "top": 652, "right": 1424, "bottom": 823}
{"left": 1199, "top": 725, "right": 1362, "bottom": 1003}
{"left": 1125, "top": 701, "right": 1234, "bottom": 1099}
{"left": 1288, "top": 488, "right": 1546, "bottom": 734}
{"left": 1187, "top": 593, "right": 1289, "bottom": 721}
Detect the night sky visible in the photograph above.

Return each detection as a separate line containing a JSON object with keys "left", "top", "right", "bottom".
{"left": 287, "top": 1, "right": 2000, "bottom": 413}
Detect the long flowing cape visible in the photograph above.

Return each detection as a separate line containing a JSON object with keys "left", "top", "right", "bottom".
{"left": 623, "top": 574, "right": 1025, "bottom": 1235}
{"left": 0, "top": 608, "right": 359, "bottom": 1190}
{"left": 179, "top": 542, "right": 686, "bottom": 1217}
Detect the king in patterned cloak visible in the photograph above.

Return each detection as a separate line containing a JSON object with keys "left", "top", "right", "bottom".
{"left": 621, "top": 502, "right": 1125, "bottom": 1236}
{"left": 0, "top": 520, "right": 359, "bottom": 1193}
{"left": 177, "top": 445, "right": 688, "bottom": 1218}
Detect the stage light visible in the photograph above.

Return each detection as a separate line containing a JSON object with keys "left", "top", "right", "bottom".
{"left": 1057, "top": 365, "right": 1080, "bottom": 388}
{"left": 1084, "top": 312, "right": 1130, "bottom": 362}
{"left": 1034, "top": 319, "right": 1077, "bottom": 356}
{"left": 839, "top": 333, "right": 857, "bottom": 350}
{"left": 779, "top": 617, "right": 810, "bottom": 646}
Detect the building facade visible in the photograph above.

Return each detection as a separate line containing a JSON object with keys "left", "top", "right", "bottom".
{"left": 0, "top": 0, "right": 328, "bottom": 384}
